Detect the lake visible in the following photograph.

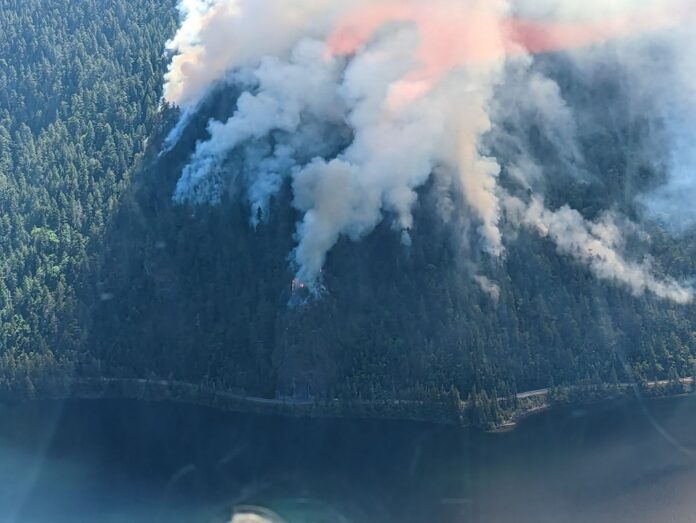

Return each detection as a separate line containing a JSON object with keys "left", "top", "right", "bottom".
{"left": 1, "top": 395, "right": 696, "bottom": 523}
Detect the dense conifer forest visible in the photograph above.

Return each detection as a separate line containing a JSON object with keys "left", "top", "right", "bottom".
{"left": 0, "top": 0, "right": 177, "bottom": 394}
{"left": 2, "top": 0, "right": 696, "bottom": 425}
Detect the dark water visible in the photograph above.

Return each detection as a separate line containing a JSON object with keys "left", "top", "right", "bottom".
{"left": 1, "top": 396, "right": 696, "bottom": 523}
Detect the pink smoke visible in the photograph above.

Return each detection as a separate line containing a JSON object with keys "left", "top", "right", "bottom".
{"left": 327, "top": 1, "right": 687, "bottom": 107}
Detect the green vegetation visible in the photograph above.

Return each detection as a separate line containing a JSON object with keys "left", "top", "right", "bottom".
{"left": 0, "top": 0, "right": 177, "bottom": 396}
{"left": 2, "top": 0, "right": 696, "bottom": 427}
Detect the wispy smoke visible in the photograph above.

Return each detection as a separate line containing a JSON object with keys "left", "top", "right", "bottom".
{"left": 506, "top": 197, "right": 693, "bottom": 303}
{"left": 163, "top": 0, "right": 694, "bottom": 302}
{"left": 634, "top": 28, "right": 696, "bottom": 234}
{"left": 474, "top": 274, "right": 502, "bottom": 302}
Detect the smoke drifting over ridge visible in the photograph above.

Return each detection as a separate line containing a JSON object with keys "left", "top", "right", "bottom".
{"left": 163, "top": 0, "right": 695, "bottom": 303}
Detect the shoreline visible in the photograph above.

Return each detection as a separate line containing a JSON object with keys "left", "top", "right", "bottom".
{"left": 1, "top": 377, "right": 450, "bottom": 425}
{"left": 494, "top": 378, "right": 696, "bottom": 432}
{"left": 2, "top": 376, "right": 693, "bottom": 431}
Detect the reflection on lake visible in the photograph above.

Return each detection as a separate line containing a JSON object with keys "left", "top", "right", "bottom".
{"left": 1, "top": 396, "right": 696, "bottom": 522}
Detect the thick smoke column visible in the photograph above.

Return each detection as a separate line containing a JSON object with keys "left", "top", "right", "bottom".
{"left": 164, "top": 0, "right": 694, "bottom": 302}
{"left": 170, "top": 0, "right": 513, "bottom": 283}
{"left": 173, "top": 39, "right": 345, "bottom": 211}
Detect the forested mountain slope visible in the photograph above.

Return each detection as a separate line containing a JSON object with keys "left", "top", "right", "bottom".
{"left": 92, "top": 161, "right": 696, "bottom": 403}
{"left": 1, "top": 0, "right": 696, "bottom": 417}
{"left": 0, "top": 0, "right": 177, "bottom": 391}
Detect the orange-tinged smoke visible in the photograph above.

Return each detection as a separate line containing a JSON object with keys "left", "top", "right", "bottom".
{"left": 327, "top": 0, "right": 687, "bottom": 107}
{"left": 328, "top": 2, "right": 508, "bottom": 107}
{"left": 510, "top": 6, "right": 684, "bottom": 55}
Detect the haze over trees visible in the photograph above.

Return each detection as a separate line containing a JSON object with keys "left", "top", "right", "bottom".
{"left": 1, "top": 0, "right": 696, "bottom": 422}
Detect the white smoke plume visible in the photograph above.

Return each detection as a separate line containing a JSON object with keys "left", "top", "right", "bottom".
{"left": 506, "top": 197, "right": 693, "bottom": 303}
{"left": 173, "top": 39, "right": 345, "bottom": 211}
{"left": 169, "top": 0, "right": 513, "bottom": 285}
{"left": 163, "top": 0, "right": 694, "bottom": 302}
{"left": 164, "top": 0, "right": 347, "bottom": 110}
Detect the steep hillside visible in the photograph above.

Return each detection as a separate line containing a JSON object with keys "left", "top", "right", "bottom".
{"left": 1, "top": 1, "right": 695, "bottom": 423}
{"left": 89, "top": 57, "right": 696, "bottom": 404}
{"left": 0, "top": 0, "right": 177, "bottom": 393}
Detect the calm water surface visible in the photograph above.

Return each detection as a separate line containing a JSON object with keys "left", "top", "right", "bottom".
{"left": 1, "top": 396, "right": 696, "bottom": 523}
